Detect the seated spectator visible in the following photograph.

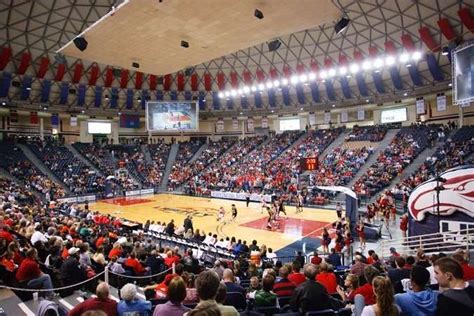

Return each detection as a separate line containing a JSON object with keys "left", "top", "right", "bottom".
{"left": 353, "top": 265, "right": 380, "bottom": 305}
{"left": 15, "top": 248, "right": 54, "bottom": 298}
{"left": 435, "top": 257, "right": 474, "bottom": 315}
{"left": 350, "top": 255, "right": 367, "bottom": 278}
{"left": 311, "top": 251, "right": 322, "bottom": 265}
{"left": 117, "top": 283, "right": 152, "bottom": 316}
{"left": 288, "top": 261, "right": 306, "bottom": 286}
{"left": 316, "top": 262, "right": 338, "bottom": 294}
{"left": 223, "top": 268, "right": 246, "bottom": 311}
{"left": 273, "top": 266, "right": 296, "bottom": 297}
{"left": 153, "top": 276, "right": 191, "bottom": 316}
{"left": 336, "top": 273, "right": 359, "bottom": 303}
{"left": 453, "top": 253, "right": 474, "bottom": 281}
{"left": 361, "top": 276, "right": 400, "bottom": 316}
{"left": 109, "top": 256, "right": 125, "bottom": 274}
{"left": 326, "top": 248, "right": 342, "bottom": 267}
{"left": 254, "top": 274, "right": 278, "bottom": 308}
{"left": 68, "top": 282, "right": 117, "bottom": 316}
{"left": 188, "top": 270, "right": 238, "bottom": 316}
{"left": 395, "top": 265, "right": 438, "bottom": 316}
{"left": 290, "top": 263, "right": 331, "bottom": 313}
{"left": 60, "top": 247, "right": 87, "bottom": 287}
{"left": 388, "top": 257, "right": 411, "bottom": 287}
{"left": 246, "top": 276, "right": 262, "bottom": 295}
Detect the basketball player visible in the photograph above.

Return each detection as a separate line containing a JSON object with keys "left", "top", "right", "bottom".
{"left": 245, "top": 191, "right": 251, "bottom": 207}
{"left": 295, "top": 193, "right": 304, "bottom": 213}
{"left": 231, "top": 204, "right": 238, "bottom": 221}
{"left": 278, "top": 198, "right": 287, "bottom": 217}
{"left": 217, "top": 207, "right": 225, "bottom": 222}
{"left": 336, "top": 202, "right": 343, "bottom": 220}
{"left": 266, "top": 206, "right": 274, "bottom": 230}
{"left": 260, "top": 194, "right": 267, "bottom": 214}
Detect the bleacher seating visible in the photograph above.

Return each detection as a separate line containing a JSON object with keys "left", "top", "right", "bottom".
{"left": 168, "top": 141, "right": 204, "bottom": 190}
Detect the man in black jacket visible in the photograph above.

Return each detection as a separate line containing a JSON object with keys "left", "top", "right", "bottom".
{"left": 290, "top": 263, "right": 331, "bottom": 313}
{"left": 435, "top": 257, "right": 474, "bottom": 316}
{"left": 183, "top": 215, "right": 193, "bottom": 233}
{"left": 60, "top": 247, "right": 87, "bottom": 287}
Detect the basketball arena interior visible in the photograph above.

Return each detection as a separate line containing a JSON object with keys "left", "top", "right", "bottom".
{"left": 0, "top": 0, "right": 474, "bottom": 315}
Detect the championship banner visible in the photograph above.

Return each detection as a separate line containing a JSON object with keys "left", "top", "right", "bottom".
{"left": 308, "top": 113, "right": 316, "bottom": 126}
{"left": 261, "top": 117, "right": 268, "bottom": 128}
{"left": 247, "top": 118, "right": 254, "bottom": 132}
{"left": 436, "top": 95, "right": 447, "bottom": 112}
{"left": 70, "top": 116, "right": 77, "bottom": 127}
{"left": 340, "top": 111, "right": 348, "bottom": 123}
{"left": 232, "top": 118, "right": 239, "bottom": 130}
{"left": 416, "top": 98, "right": 425, "bottom": 114}
{"left": 357, "top": 108, "right": 365, "bottom": 121}
{"left": 216, "top": 119, "right": 224, "bottom": 132}
{"left": 324, "top": 112, "right": 331, "bottom": 124}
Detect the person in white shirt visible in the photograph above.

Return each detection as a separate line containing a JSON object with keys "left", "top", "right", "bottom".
{"left": 266, "top": 247, "right": 277, "bottom": 264}
{"left": 31, "top": 224, "right": 48, "bottom": 245}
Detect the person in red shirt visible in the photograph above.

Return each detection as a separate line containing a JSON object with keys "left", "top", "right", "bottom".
{"left": 16, "top": 248, "right": 53, "bottom": 296}
{"left": 164, "top": 250, "right": 180, "bottom": 268}
{"left": 310, "top": 251, "right": 322, "bottom": 265}
{"left": 273, "top": 266, "right": 296, "bottom": 297}
{"left": 68, "top": 282, "right": 117, "bottom": 316}
{"left": 453, "top": 253, "right": 474, "bottom": 281}
{"left": 124, "top": 253, "right": 149, "bottom": 275}
{"left": 0, "top": 226, "right": 14, "bottom": 244}
{"left": 315, "top": 262, "right": 338, "bottom": 294}
{"left": 288, "top": 261, "right": 306, "bottom": 286}
{"left": 351, "top": 265, "right": 380, "bottom": 305}
{"left": 108, "top": 243, "right": 123, "bottom": 259}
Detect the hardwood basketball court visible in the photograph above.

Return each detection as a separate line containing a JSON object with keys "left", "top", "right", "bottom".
{"left": 89, "top": 194, "right": 337, "bottom": 254}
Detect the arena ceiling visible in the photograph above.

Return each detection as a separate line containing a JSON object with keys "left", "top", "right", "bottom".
{"left": 0, "top": 0, "right": 473, "bottom": 117}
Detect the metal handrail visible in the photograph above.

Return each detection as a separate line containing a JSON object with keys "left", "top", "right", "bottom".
{"left": 378, "top": 227, "right": 474, "bottom": 258}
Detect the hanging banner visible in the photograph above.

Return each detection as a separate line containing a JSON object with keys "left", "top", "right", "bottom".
{"left": 232, "top": 118, "right": 239, "bottom": 131}
{"left": 324, "top": 112, "right": 331, "bottom": 124}
{"left": 30, "top": 112, "right": 39, "bottom": 124}
{"left": 357, "top": 108, "right": 365, "bottom": 120}
{"left": 247, "top": 118, "right": 254, "bottom": 132}
{"left": 261, "top": 117, "right": 268, "bottom": 128}
{"left": 416, "top": 99, "right": 425, "bottom": 114}
{"left": 436, "top": 95, "right": 446, "bottom": 112}
{"left": 10, "top": 111, "right": 18, "bottom": 123}
{"left": 216, "top": 119, "right": 224, "bottom": 132}
{"left": 70, "top": 116, "right": 77, "bottom": 127}
{"left": 51, "top": 113, "right": 59, "bottom": 126}
{"left": 308, "top": 113, "right": 316, "bottom": 126}
{"left": 341, "top": 111, "right": 348, "bottom": 123}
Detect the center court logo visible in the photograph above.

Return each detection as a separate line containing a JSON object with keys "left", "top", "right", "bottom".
{"left": 153, "top": 206, "right": 219, "bottom": 217}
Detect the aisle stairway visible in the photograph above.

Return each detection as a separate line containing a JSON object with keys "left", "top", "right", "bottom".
{"left": 159, "top": 143, "right": 179, "bottom": 191}
{"left": 65, "top": 143, "right": 103, "bottom": 176}
{"left": 16, "top": 144, "right": 70, "bottom": 195}
{"left": 318, "top": 129, "right": 348, "bottom": 159}
{"left": 188, "top": 143, "right": 208, "bottom": 164}
{"left": 141, "top": 144, "right": 153, "bottom": 164}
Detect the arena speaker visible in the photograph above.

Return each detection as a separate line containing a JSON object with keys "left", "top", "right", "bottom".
{"left": 73, "top": 37, "right": 88, "bottom": 51}
{"left": 268, "top": 40, "right": 281, "bottom": 52}
{"left": 334, "top": 17, "right": 350, "bottom": 35}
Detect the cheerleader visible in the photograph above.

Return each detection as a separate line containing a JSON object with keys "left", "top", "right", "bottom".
{"left": 355, "top": 220, "right": 366, "bottom": 248}
{"left": 321, "top": 227, "right": 331, "bottom": 253}
{"left": 367, "top": 203, "right": 376, "bottom": 224}
{"left": 335, "top": 232, "right": 344, "bottom": 253}
{"left": 344, "top": 230, "right": 353, "bottom": 258}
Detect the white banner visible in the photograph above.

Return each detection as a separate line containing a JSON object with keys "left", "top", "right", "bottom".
{"left": 211, "top": 191, "right": 272, "bottom": 202}
{"left": 308, "top": 113, "right": 316, "bottom": 126}
{"left": 70, "top": 116, "right": 77, "bottom": 127}
{"left": 436, "top": 95, "right": 446, "bottom": 112}
{"left": 57, "top": 195, "right": 96, "bottom": 203}
{"left": 125, "top": 189, "right": 155, "bottom": 197}
{"left": 261, "top": 117, "right": 268, "bottom": 128}
{"left": 416, "top": 99, "right": 425, "bottom": 114}
{"left": 341, "top": 111, "right": 348, "bottom": 123}
{"left": 232, "top": 118, "right": 239, "bottom": 130}
{"left": 357, "top": 109, "right": 365, "bottom": 121}
{"left": 247, "top": 118, "right": 254, "bottom": 132}
{"left": 324, "top": 112, "right": 331, "bottom": 124}
{"left": 216, "top": 119, "right": 224, "bottom": 132}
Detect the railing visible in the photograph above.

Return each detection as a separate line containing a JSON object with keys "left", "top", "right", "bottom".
{"left": 378, "top": 227, "right": 474, "bottom": 258}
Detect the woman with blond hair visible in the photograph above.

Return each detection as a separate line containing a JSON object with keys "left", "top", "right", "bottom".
{"left": 361, "top": 276, "right": 400, "bottom": 316}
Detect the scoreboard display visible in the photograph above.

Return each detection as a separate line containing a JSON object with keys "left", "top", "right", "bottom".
{"left": 300, "top": 157, "right": 318, "bottom": 171}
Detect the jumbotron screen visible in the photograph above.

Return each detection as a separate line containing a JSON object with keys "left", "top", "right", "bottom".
{"left": 146, "top": 101, "right": 199, "bottom": 132}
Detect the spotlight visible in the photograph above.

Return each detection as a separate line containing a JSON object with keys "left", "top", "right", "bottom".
{"left": 268, "top": 39, "right": 281, "bottom": 52}
{"left": 412, "top": 51, "right": 422, "bottom": 61}
{"left": 290, "top": 76, "right": 299, "bottom": 84}
{"left": 448, "top": 83, "right": 452, "bottom": 87}
{"left": 299, "top": 74, "right": 308, "bottom": 82}
{"left": 26, "top": 87, "right": 31, "bottom": 91}
{"left": 218, "top": 92, "right": 224, "bottom": 98}
{"left": 403, "top": 92, "right": 408, "bottom": 96}
{"left": 442, "top": 47, "right": 449, "bottom": 56}
{"left": 243, "top": 86, "right": 250, "bottom": 93}
{"left": 308, "top": 72, "right": 316, "bottom": 80}
{"left": 224, "top": 91, "right": 230, "bottom": 97}
{"left": 339, "top": 67, "right": 347, "bottom": 76}
{"left": 73, "top": 37, "right": 88, "bottom": 51}
{"left": 328, "top": 69, "right": 336, "bottom": 77}
{"left": 399, "top": 53, "right": 409, "bottom": 63}
{"left": 385, "top": 56, "right": 395, "bottom": 66}
{"left": 237, "top": 89, "right": 243, "bottom": 95}
{"left": 273, "top": 80, "right": 280, "bottom": 87}
{"left": 181, "top": 40, "right": 189, "bottom": 48}
{"left": 105, "top": 95, "right": 109, "bottom": 100}
{"left": 349, "top": 63, "right": 359, "bottom": 73}
{"left": 366, "top": 99, "right": 370, "bottom": 102}
{"left": 332, "top": 104, "right": 336, "bottom": 107}
{"left": 281, "top": 78, "right": 289, "bottom": 85}
{"left": 266, "top": 81, "right": 273, "bottom": 89}
{"left": 319, "top": 71, "right": 327, "bottom": 79}
{"left": 251, "top": 86, "right": 257, "bottom": 92}
{"left": 258, "top": 83, "right": 265, "bottom": 91}
{"left": 230, "top": 90, "right": 237, "bottom": 97}
{"left": 362, "top": 60, "right": 371, "bottom": 70}
{"left": 1, "top": 102, "right": 6, "bottom": 106}
{"left": 254, "top": 9, "right": 264, "bottom": 19}
{"left": 81, "top": 110, "right": 85, "bottom": 114}
{"left": 334, "top": 17, "right": 350, "bottom": 35}
{"left": 374, "top": 58, "right": 384, "bottom": 69}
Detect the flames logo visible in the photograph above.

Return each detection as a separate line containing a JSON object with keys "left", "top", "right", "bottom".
{"left": 408, "top": 166, "right": 474, "bottom": 221}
